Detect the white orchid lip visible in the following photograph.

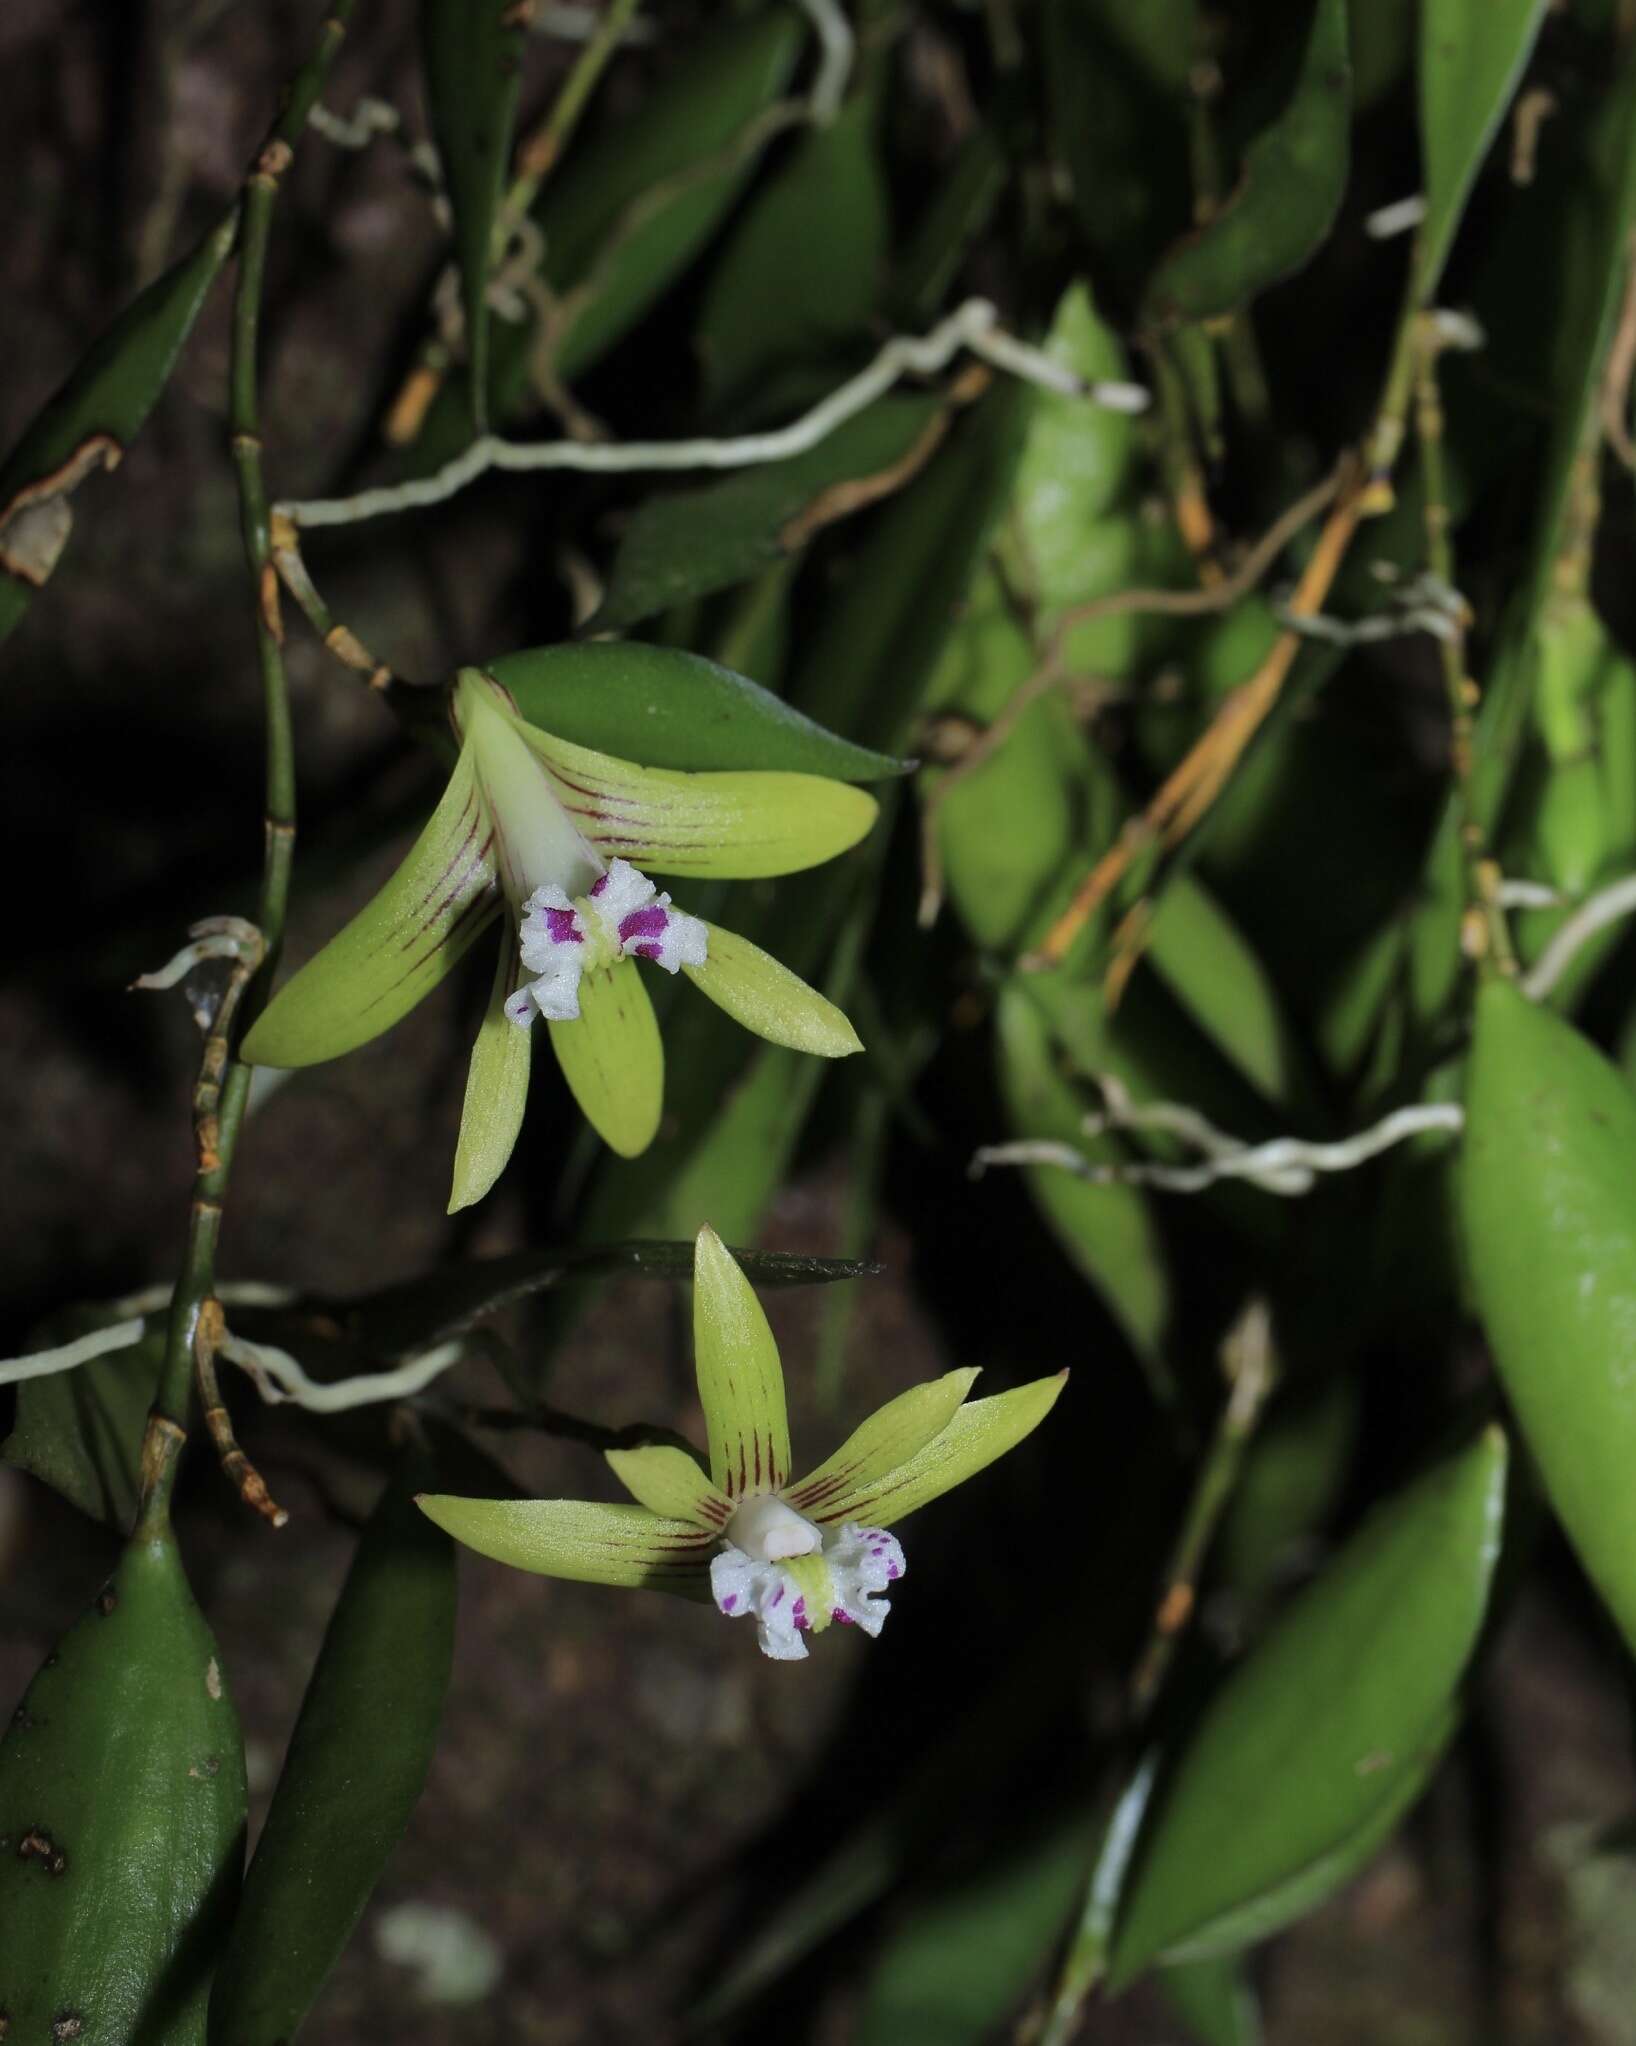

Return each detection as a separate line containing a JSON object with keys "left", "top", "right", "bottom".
{"left": 505, "top": 857, "right": 710, "bottom": 1027}
{"left": 726, "top": 1494, "right": 821, "bottom": 1562}
{"left": 710, "top": 1512, "right": 906, "bottom": 1661}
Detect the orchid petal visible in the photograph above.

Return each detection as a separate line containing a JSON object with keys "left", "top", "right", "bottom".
{"left": 783, "top": 1368, "right": 981, "bottom": 1520}
{"left": 693, "top": 1225, "right": 791, "bottom": 1498}
{"left": 416, "top": 1493, "right": 712, "bottom": 1594}
{"left": 810, "top": 1372, "right": 1069, "bottom": 1529}
{"left": 448, "top": 942, "right": 533, "bottom": 1214}
{"left": 683, "top": 924, "right": 863, "bottom": 1056}
{"left": 518, "top": 723, "right": 879, "bottom": 879}
{"left": 242, "top": 749, "right": 500, "bottom": 1068}
{"left": 547, "top": 959, "right": 664, "bottom": 1157}
{"left": 605, "top": 1444, "right": 732, "bottom": 1531}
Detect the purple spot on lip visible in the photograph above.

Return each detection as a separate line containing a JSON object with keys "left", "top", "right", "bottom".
{"left": 633, "top": 942, "right": 662, "bottom": 961}
{"left": 887, "top": 1563, "right": 901, "bottom": 1580}
{"left": 590, "top": 873, "right": 610, "bottom": 897}
{"left": 619, "top": 905, "right": 669, "bottom": 942}
{"left": 793, "top": 1598, "right": 807, "bottom": 1629}
{"left": 544, "top": 906, "right": 582, "bottom": 944}
{"left": 833, "top": 1608, "right": 854, "bottom": 1624}
{"left": 720, "top": 1595, "right": 738, "bottom": 1613}
{"left": 771, "top": 1584, "right": 784, "bottom": 1607}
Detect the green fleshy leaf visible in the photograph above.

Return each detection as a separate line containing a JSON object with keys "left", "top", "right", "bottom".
{"left": 416, "top": 1494, "right": 712, "bottom": 1592}
{"left": 1142, "top": 0, "right": 1350, "bottom": 328}
{"left": 1157, "top": 1955, "right": 1264, "bottom": 2046}
{"left": 209, "top": 1459, "right": 455, "bottom": 2042}
{"left": 855, "top": 1809, "right": 1096, "bottom": 2046}
{"left": 589, "top": 395, "right": 947, "bottom": 634}
{"left": 0, "top": 1522, "right": 246, "bottom": 2036}
{"left": 1417, "top": 0, "right": 1551, "bottom": 300}
{"left": 684, "top": 923, "right": 864, "bottom": 1055}
{"left": 693, "top": 1224, "right": 792, "bottom": 1497}
{"left": 448, "top": 943, "right": 533, "bottom": 1213}
{"left": 488, "top": 641, "right": 907, "bottom": 781}
{"left": 548, "top": 958, "right": 663, "bottom": 1157}
{"left": 242, "top": 751, "right": 500, "bottom": 1068}
{"left": 0, "top": 210, "right": 237, "bottom": 645}
{"left": 521, "top": 723, "right": 880, "bottom": 879}
{"left": 784, "top": 1370, "right": 980, "bottom": 1521}
{"left": 605, "top": 1443, "right": 730, "bottom": 1529}
{"left": 417, "top": 0, "right": 527, "bottom": 432}
{"left": 1144, "top": 1707, "right": 1455, "bottom": 1968}
{"left": 1107, "top": 1432, "right": 1506, "bottom": 1982}
{"left": 1461, "top": 979, "right": 1636, "bottom": 1653}
{"left": 827, "top": 1374, "right": 1068, "bottom": 1529}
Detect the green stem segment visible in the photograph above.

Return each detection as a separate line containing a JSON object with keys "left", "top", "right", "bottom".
{"left": 504, "top": 0, "right": 645, "bottom": 225}
{"left": 1413, "top": 319, "right": 1516, "bottom": 975}
{"left": 144, "top": 3, "right": 358, "bottom": 1526}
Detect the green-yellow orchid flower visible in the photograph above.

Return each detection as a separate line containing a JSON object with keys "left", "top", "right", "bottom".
{"left": 241, "top": 670, "right": 877, "bottom": 1209}
{"left": 417, "top": 1226, "right": 1068, "bottom": 1662}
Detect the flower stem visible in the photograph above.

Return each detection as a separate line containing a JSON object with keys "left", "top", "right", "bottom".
{"left": 142, "top": 3, "right": 357, "bottom": 1529}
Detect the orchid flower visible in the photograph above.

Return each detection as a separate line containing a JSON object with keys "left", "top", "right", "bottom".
{"left": 241, "top": 670, "right": 878, "bottom": 1209}
{"left": 417, "top": 1227, "right": 1067, "bottom": 1662}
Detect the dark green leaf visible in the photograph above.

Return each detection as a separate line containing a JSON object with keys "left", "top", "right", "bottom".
{"left": 994, "top": 982, "right": 1172, "bottom": 1368}
{"left": 589, "top": 394, "right": 946, "bottom": 633}
{"left": 889, "top": 123, "right": 1009, "bottom": 328}
{"left": 0, "top": 1521, "right": 247, "bottom": 2036}
{"left": 1461, "top": 978, "right": 1636, "bottom": 1655}
{"left": 854, "top": 1811, "right": 1095, "bottom": 2046}
{"left": 209, "top": 1463, "right": 455, "bottom": 2044}
{"left": 1417, "top": 0, "right": 1551, "bottom": 299}
{"left": 696, "top": 94, "right": 888, "bottom": 417}
{"left": 404, "top": 9, "right": 804, "bottom": 471}
{"left": 418, "top": 0, "right": 528, "bottom": 432}
{"left": 2, "top": 1316, "right": 164, "bottom": 1528}
{"left": 489, "top": 640, "right": 908, "bottom": 779}
{"left": 1108, "top": 1430, "right": 1506, "bottom": 1981}
{"left": 343, "top": 1239, "right": 877, "bottom": 1359}
{"left": 0, "top": 210, "right": 236, "bottom": 645}
{"left": 1143, "top": 0, "right": 1350, "bottom": 328}
{"left": 1042, "top": 0, "right": 1196, "bottom": 313}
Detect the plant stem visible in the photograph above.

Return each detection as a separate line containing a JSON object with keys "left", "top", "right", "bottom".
{"left": 506, "top": 0, "right": 644, "bottom": 219}
{"left": 143, "top": 3, "right": 357, "bottom": 1528}
{"left": 1414, "top": 318, "right": 1516, "bottom": 974}
{"left": 1033, "top": 1304, "right": 1276, "bottom": 2043}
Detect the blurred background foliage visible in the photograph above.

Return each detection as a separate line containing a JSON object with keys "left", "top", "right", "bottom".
{"left": 8, "top": 0, "right": 1636, "bottom": 2039}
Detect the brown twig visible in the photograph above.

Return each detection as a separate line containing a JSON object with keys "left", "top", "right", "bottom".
{"left": 194, "top": 1297, "right": 289, "bottom": 1528}
{"left": 918, "top": 468, "right": 1344, "bottom": 932}
{"left": 1022, "top": 459, "right": 1362, "bottom": 973}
